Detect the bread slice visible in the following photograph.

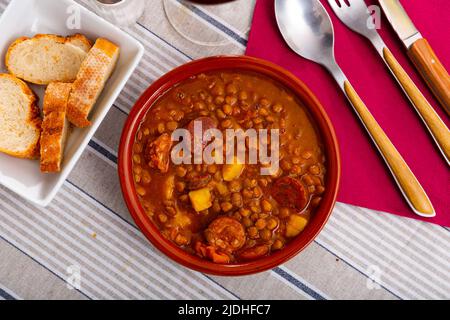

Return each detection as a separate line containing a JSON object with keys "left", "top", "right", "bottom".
{"left": 40, "top": 82, "right": 72, "bottom": 173}
{"left": 5, "top": 34, "right": 92, "bottom": 85}
{"left": 0, "top": 74, "right": 41, "bottom": 159}
{"left": 66, "top": 34, "right": 92, "bottom": 53}
{"left": 67, "top": 38, "right": 120, "bottom": 128}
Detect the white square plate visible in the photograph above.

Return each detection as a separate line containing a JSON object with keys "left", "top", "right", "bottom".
{"left": 0, "top": 0, "right": 144, "bottom": 206}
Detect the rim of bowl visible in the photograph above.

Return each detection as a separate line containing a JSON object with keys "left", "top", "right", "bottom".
{"left": 118, "top": 55, "right": 341, "bottom": 276}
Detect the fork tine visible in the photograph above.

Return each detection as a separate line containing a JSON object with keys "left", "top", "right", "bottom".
{"left": 328, "top": 0, "right": 342, "bottom": 11}
{"left": 327, "top": 0, "right": 375, "bottom": 36}
{"left": 351, "top": 0, "right": 370, "bottom": 10}
{"left": 347, "top": 0, "right": 370, "bottom": 10}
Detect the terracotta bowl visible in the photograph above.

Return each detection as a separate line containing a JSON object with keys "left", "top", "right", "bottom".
{"left": 118, "top": 56, "right": 341, "bottom": 276}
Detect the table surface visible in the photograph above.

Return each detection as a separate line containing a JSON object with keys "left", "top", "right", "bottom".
{"left": 0, "top": 0, "right": 449, "bottom": 300}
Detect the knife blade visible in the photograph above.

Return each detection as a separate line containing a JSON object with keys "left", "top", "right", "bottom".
{"left": 378, "top": 0, "right": 422, "bottom": 48}
{"left": 379, "top": 0, "right": 450, "bottom": 116}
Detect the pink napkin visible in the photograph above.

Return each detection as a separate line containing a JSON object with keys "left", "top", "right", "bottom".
{"left": 246, "top": 0, "right": 450, "bottom": 226}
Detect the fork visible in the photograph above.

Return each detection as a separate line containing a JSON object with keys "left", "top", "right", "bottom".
{"left": 328, "top": 0, "right": 450, "bottom": 165}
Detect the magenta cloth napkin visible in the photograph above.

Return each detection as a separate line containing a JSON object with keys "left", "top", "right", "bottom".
{"left": 246, "top": 0, "right": 450, "bottom": 226}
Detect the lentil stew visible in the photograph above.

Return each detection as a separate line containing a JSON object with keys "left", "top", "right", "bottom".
{"left": 132, "top": 70, "right": 327, "bottom": 264}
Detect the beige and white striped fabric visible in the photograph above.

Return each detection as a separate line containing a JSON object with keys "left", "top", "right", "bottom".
{"left": 0, "top": 0, "right": 448, "bottom": 300}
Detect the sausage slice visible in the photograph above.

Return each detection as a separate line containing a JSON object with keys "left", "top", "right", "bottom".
{"left": 205, "top": 217, "right": 246, "bottom": 253}
{"left": 271, "top": 177, "right": 309, "bottom": 212}
{"left": 187, "top": 117, "right": 217, "bottom": 149}
{"left": 187, "top": 173, "right": 212, "bottom": 190}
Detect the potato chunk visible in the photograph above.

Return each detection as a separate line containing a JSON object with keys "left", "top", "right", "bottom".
{"left": 285, "top": 214, "right": 308, "bottom": 238}
{"left": 189, "top": 188, "right": 213, "bottom": 212}
{"left": 222, "top": 157, "right": 245, "bottom": 181}
{"left": 215, "top": 182, "right": 229, "bottom": 196}
{"left": 173, "top": 211, "right": 191, "bottom": 228}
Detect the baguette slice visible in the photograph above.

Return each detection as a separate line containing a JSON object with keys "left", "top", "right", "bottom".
{"left": 6, "top": 34, "right": 92, "bottom": 85}
{"left": 67, "top": 38, "right": 120, "bottom": 128}
{"left": 0, "top": 74, "right": 41, "bottom": 159}
{"left": 40, "top": 82, "right": 73, "bottom": 173}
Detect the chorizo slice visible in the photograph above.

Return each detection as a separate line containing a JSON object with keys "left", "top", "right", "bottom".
{"left": 205, "top": 217, "right": 246, "bottom": 253}
{"left": 187, "top": 173, "right": 212, "bottom": 190}
{"left": 145, "top": 133, "right": 173, "bottom": 173}
{"left": 187, "top": 117, "right": 217, "bottom": 149}
{"left": 271, "top": 177, "right": 309, "bottom": 212}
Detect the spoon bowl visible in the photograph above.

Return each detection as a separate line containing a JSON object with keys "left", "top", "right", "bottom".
{"left": 275, "top": 0, "right": 335, "bottom": 66}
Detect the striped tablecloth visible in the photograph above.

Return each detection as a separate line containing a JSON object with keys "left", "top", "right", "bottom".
{"left": 0, "top": 0, "right": 449, "bottom": 300}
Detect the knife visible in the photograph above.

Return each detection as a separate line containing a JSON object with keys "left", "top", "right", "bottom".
{"left": 379, "top": 0, "right": 450, "bottom": 116}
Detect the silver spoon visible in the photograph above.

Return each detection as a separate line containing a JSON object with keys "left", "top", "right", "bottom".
{"left": 275, "top": 0, "right": 435, "bottom": 217}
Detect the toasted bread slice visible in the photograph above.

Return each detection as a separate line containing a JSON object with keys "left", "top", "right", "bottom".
{"left": 0, "top": 74, "right": 41, "bottom": 159}
{"left": 66, "top": 34, "right": 92, "bottom": 53}
{"left": 6, "top": 34, "right": 92, "bottom": 85}
{"left": 40, "top": 82, "right": 72, "bottom": 173}
{"left": 67, "top": 38, "right": 120, "bottom": 128}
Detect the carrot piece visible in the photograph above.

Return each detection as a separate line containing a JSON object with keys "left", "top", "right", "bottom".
{"left": 205, "top": 246, "right": 230, "bottom": 264}
{"left": 211, "top": 251, "right": 230, "bottom": 264}
{"left": 195, "top": 241, "right": 207, "bottom": 257}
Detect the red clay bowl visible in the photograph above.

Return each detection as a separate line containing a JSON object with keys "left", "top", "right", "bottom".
{"left": 118, "top": 56, "right": 341, "bottom": 276}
